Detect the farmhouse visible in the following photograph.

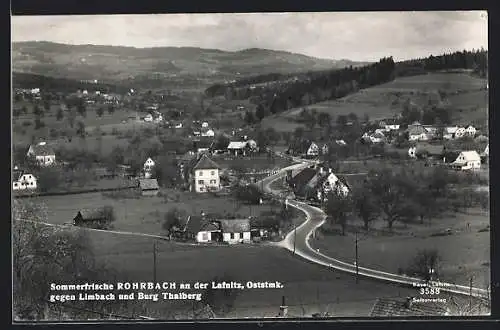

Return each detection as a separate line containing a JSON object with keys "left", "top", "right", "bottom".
{"left": 201, "top": 121, "right": 209, "bottom": 128}
{"left": 465, "top": 125, "right": 477, "bottom": 137}
{"left": 143, "top": 157, "right": 155, "bottom": 178}
{"left": 227, "top": 141, "right": 249, "bottom": 156}
{"left": 220, "top": 219, "right": 251, "bottom": 244}
{"left": 362, "top": 132, "right": 385, "bottom": 144}
{"left": 12, "top": 170, "right": 37, "bottom": 191}
{"left": 370, "top": 297, "right": 450, "bottom": 317}
{"left": 449, "top": 151, "right": 482, "bottom": 171}
{"left": 408, "top": 126, "right": 429, "bottom": 142}
{"left": 287, "top": 140, "right": 327, "bottom": 157}
{"left": 138, "top": 178, "right": 160, "bottom": 196}
{"left": 191, "top": 154, "right": 221, "bottom": 193}
{"left": 380, "top": 118, "right": 400, "bottom": 131}
{"left": 27, "top": 141, "right": 56, "bottom": 166}
{"left": 144, "top": 114, "right": 153, "bottom": 122}
{"left": 73, "top": 207, "right": 112, "bottom": 228}
{"left": 201, "top": 128, "right": 215, "bottom": 137}
{"left": 304, "top": 167, "right": 350, "bottom": 201}
{"left": 287, "top": 167, "right": 317, "bottom": 197}
{"left": 184, "top": 215, "right": 222, "bottom": 243}
{"left": 443, "top": 126, "right": 459, "bottom": 140}
{"left": 454, "top": 127, "right": 467, "bottom": 139}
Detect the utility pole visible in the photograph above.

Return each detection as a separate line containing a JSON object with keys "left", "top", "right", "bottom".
{"left": 153, "top": 242, "right": 157, "bottom": 283}
{"left": 469, "top": 276, "right": 473, "bottom": 314}
{"left": 355, "top": 232, "right": 359, "bottom": 284}
{"left": 293, "top": 224, "right": 297, "bottom": 255}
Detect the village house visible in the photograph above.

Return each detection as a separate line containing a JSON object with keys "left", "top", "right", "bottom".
{"left": 184, "top": 215, "right": 223, "bottom": 243}
{"left": 27, "top": 141, "right": 56, "bottom": 166}
{"left": 304, "top": 167, "right": 350, "bottom": 202}
{"left": 201, "top": 121, "right": 209, "bottom": 128}
{"left": 143, "top": 157, "right": 155, "bottom": 178}
{"left": 454, "top": 127, "right": 467, "bottom": 139}
{"left": 379, "top": 118, "right": 400, "bottom": 132}
{"left": 422, "top": 125, "right": 438, "bottom": 139}
{"left": 175, "top": 122, "right": 183, "bottom": 129}
{"left": 446, "top": 150, "right": 482, "bottom": 171}
{"left": 287, "top": 167, "right": 317, "bottom": 197}
{"left": 12, "top": 169, "right": 37, "bottom": 191}
{"left": 362, "top": 132, "right": 386, "bottom": 144}
{"left": 144, "top": 113, "right": 153, "bottom": 122}
{"left": 484, "top": 144, "right": 489, "bottom": 157}
{"left": 191, "top": 154, "right": 221, "bottom": 193}
{"left": 138, "top": 178, "right": 160, "bottom": 196}
{"left": 465, "top": 125, "right": 477, "bottom": 137}
{"left": 370, "top": 297, "right": 450, "bottom": 317}
{"left": 73, "top": 207, "right": 112, "bottom": 228}
{"left": 201, "top": 128, "right": 215, "bottom": 137}
{"left": 408, "top": 143, "right": 445, "bottom": 160}
{"left": 287, "top": 140, "right": 328, "bottom": 157}
{"left": 443, "top": 126, "right": 459, "bottom": 140}
{"left": 407, "top": 125, "right": 429, "bottom": 142}
{"left": 227, "top": 141, "right": 249, "bottom": 156}
{"left": 220, "top": 219, "right": 252, "bottom": 244}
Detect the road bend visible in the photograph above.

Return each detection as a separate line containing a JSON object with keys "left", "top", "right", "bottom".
{"left": 256, "top": 161, "right": 489, "bottom": 299}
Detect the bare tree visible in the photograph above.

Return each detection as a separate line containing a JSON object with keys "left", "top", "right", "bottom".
{"left": 406, "top": 248, "right": 441, "bottom": 281}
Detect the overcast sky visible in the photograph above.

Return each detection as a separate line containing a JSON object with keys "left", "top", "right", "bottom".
{"left": 11, "top": 11, "right": 488, "bottom": 62}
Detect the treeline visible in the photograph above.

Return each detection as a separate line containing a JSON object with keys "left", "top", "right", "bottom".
{"left": 207, "top": 57, "right": 395, "bottom": 121}
{"left": 13, "top": 72, "right": 130, "bottom": 94}
{"left": 395, "top": 49, "right": 488, "bottom": 78}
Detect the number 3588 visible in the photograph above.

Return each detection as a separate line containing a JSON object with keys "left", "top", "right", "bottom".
{"left": 420, "top": 287, "right": 440, "bottom": 295}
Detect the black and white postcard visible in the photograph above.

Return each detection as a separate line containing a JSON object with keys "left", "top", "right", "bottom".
{"left": 11, "top": 11, "right": 490, "bottom": 321}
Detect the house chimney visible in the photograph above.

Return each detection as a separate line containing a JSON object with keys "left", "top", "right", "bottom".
{"left": 405, "top": 297, "right": 414, "bottom": 309}
{"left": 279, "top": 296, "right": 288, "bottom": 317}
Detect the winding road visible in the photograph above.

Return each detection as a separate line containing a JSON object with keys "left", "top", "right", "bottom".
{"left": 257, "top": 161, "right": 489, "bottom": 299}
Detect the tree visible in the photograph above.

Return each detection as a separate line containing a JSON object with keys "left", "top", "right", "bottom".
{"left": 56, "top": 108, "right": 64, "bottom": 121}
{"left": 347, "top": 112, "right": 358, "bottom": 123}
{"left": 244, "top": 110, "right": 255, "bottom": 125}
{"left": 77, "top": 101, "right": 87, "bottom": 117}
{"left": 353, "top": 187, "right": 380, "bottom": 230}
{"left": 162, "top": 208, "right": 185, "bottom": 235}
{"left": 317, "top": 112, "right": 331, "bottom": 128}
{"left": 255, "top": 103, "right": 266, "bottom": 121}
{"left": 235, "top": 184, "right": 262, "bottom": 205}
{"left": 33, "top": 105, "right": 43, "bottom": 117}
{"left": 152, "top": 156, "right": 179, "bottom": 188}
{"left": 366, "top": 169, "right": 417, "bottom": 230}
{"left": 76, "top": 121, "right": 86, "bottom": 138}
{"left": 336, "top": 115, "right": 348, "bottom": 127}
{"left": 96, "top": 106, "right": 104, "bottom": 117}
{"left": 412, "top": 186, "right": 440, "bottom": 224}
{"left": 293, "top": 127, "right": 305, "bottom": 140}
{"left": 43, "top": 100, "right": 51, "bottom": 112}
{"left": 21, "top": 105, "right": 28, "bottom": 115}
{"left": 34, "top": 118, "right": 45, "bottom": 130}
{"left": 406, "top": 248, "right": 441, "bottom": 281}
{"left": 325, "top": 192, "right": 353, "bottom": 236}
{"left": 37, "top": 167, "right": 61, "bottom": 193}
{"left": 68, "top": 108, "right": 77, "bottom": 128}
{"left": 107, "top": 104, "right": 115, "bottom": 114}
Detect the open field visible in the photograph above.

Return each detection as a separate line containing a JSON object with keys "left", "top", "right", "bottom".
{"left": 87, "top": 230, "right": 420, "bottom": 317}
{"left": 31, "top": 190, "right": 301, "bottom": 235}
{"left": 312, "top": 207, "right": 490, "bottom": 289}
{"left": 262, "top": 73, "right": 488, "bottom": 133}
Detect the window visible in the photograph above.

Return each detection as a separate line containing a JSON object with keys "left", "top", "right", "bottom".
{"left": 201, "top": 232, "right": 208, "bottom": 241}
{"left": 198, "top": 180, "right": 204, "bottom": 185}
{"left": 210, "top": 180, "right": 216, "bottom": 184}
{"left": 230, "top": 233, "right": 234, "bottom": 239}
{"left": 211, "top": 171, "right": 215, "bottom": 176}
{"left": 198, "top": 171, "right": 203, "bottom": 176}
{"left": 14, "top": 183, "right": 18, "bottom": 187}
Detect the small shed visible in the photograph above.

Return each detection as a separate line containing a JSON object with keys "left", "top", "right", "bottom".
{"left": 138, "top": 178, "right": 160, "bottom": 196}
{"left": 73, "top": 207, "right": 112, "bottom": 228}
{"left": 220, "top": 219, "right": 251, "bottom": 244}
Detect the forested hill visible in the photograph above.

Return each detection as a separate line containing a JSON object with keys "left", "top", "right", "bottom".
{"left": 204, "top": 49, "right": 487, "bottom": 122}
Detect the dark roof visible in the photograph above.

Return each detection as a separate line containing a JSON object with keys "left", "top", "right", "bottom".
{"left": 193, "top": 154, "right": 220, "bottom": 170}
{"left": 193, "top": 138, "right": 214, "bottom": 150}
{"left": 29, "top": 143, "right": 55, "bottom": 156}
{"left": 139, "top": 178, "right": 159, "bottom": 190}
{"left": 184, "top": 216, "right": 220, "bottom": 234}
{"left": 288, "top": 139, "right": 313, "bottom": 154}
{"left": 289, "top": 167, "right": 317, "bottom": 191}
{"left": 443, "top": 151, "right": 461, "bottom": 163}
{"left": 370, "top": 297, "right": 449, "bottom": 317}
{"left": 219, "top": 219, "right": 251, "bottom": 232}
{"left": 76, "top": 208, "right": 108, "bottom": 220}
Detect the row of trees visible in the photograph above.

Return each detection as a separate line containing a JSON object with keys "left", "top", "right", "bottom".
{"left": 325, "top": 166, "right": 488, "bottom": 235}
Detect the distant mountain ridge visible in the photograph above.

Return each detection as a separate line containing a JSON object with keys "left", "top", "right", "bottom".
{"left": 12, "top": 41, "right": 370, "bottom": 85}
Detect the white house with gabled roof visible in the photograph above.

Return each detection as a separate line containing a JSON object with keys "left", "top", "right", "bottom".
{"left": 450, "top": 151, "right": 481, "bottom": 171}
{"left": 465, "top": 125, "right": 477, "bottom": 137}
